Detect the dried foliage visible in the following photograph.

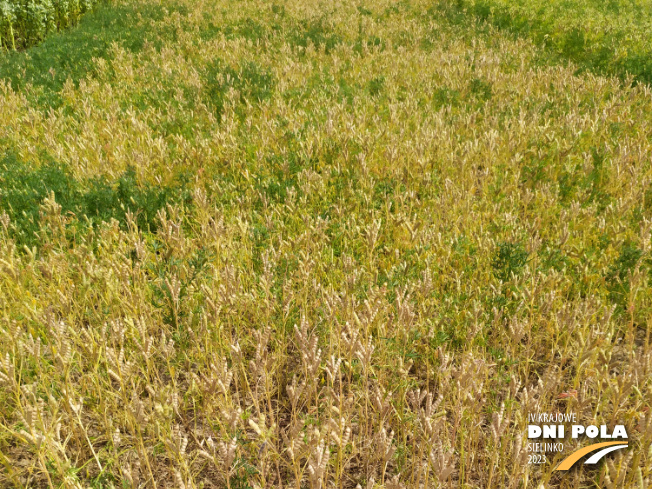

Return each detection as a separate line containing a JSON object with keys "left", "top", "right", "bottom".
{"left": 0, "top": 0, "right": 651, "bottom": 487}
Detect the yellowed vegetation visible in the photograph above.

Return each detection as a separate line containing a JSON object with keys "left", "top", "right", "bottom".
{"left": 0, "top": 0, "right": 651, "bottom": 487}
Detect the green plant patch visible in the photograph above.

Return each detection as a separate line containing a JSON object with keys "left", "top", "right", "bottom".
{"left": 367, "top": 75, "right": 386, "bottom": 97}
{"left": 0, "top": 152, "right": 190, "bottom": 247}
{"left": 288, "top": 17, "right": 342, "bottom": 54}
{"left": 492, "top": 241, "right": 529, "bottom": 282}
{"left": 605, "top": 240, "right": 650, "bottom": 314}
{"left": 0, "top": 2, "right": 189, "bottom": 108}
{"left": 444, "top": 0, "right": 652, "bottom": 85}
{"left": 202, "top": 59, "right": 275, "bottom": 120}
{"left": 432, "top": 86, "right": 461, "bottom": 109}
{"left": 469, "top": 77, "right": 493, "bottom": 101}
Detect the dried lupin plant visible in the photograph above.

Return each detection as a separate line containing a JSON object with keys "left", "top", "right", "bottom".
{"left": 1, "top": 0, "right": 652, "bottom": 486}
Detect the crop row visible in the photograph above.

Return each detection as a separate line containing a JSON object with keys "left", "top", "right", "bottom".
{"left": 0, "top": 0, "right": 101, "bottom": 50}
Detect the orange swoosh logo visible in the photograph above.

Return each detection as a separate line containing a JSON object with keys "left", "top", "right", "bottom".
{"left": 555, "top": 441, "right": 628, "bottom": 470}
